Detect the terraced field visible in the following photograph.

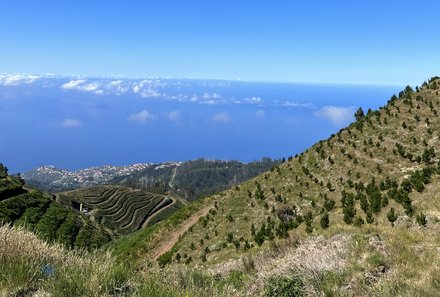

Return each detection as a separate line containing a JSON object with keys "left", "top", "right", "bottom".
{"left": 57, "top": 186, "right": 178, "bottom": 235}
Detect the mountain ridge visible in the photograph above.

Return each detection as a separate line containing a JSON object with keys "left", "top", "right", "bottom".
{"left": 23, "top": 158, "right": 280, "bottom": 202}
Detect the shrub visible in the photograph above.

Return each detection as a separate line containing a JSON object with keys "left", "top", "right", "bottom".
{"left": 353, "top": 216, "right": 364, "bottom": 227}
{"left": 318, "top": 212, "right": 329, "bottom": 229}
{"left": 264, "top": 275, "right": 305, "bottom": 297}
{"left": 304, "top": 211, "right": 313, "bottom": 234}
{"left": 341, "top": 192, "right": 356, "bottom": 224}
{"left": 324, "top": 198, "right": 335, "bottom": 211}
{"left": 157, "top": 251, "right": 173, "bottom": 268}
{"left": 416, "top": 212, "right": 427, "bottom": 226}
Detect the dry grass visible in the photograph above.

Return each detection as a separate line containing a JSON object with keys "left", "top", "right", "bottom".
{"left": 0, "top": 224, "right": 129, "bottom": 297}
{"left": 0, "top": 224, "right": 215, "bottom": 297}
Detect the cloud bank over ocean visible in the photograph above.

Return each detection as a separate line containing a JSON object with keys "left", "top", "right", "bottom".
{"left": 0, "top": 73, "right": 402, "bottom": 172}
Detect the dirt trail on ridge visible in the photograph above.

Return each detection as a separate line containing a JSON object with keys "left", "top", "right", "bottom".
{"left": 152, "top": 205, "right": 211, "bottom": 260}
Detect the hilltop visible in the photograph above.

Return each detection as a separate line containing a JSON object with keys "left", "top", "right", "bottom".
{"left": 109, "top": 76, "right": 440, "bottom": 296}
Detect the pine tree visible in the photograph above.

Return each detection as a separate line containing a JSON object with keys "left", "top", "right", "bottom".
{"left": 387, "top": 208, "right": 398, "bottom": 225}
{"left": 320, "top": 212, "right": 329, "bottom": 229}
{"left": 304, "top": 211, "right": 313, "bottom": 233}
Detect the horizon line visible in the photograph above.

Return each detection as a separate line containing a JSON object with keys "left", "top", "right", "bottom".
{"left": 0, "top": 72, "right": 410, "bottom": 87}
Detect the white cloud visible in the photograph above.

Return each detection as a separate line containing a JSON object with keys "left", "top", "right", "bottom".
{"left": 162, "top": 110, "right": 180, "bottom": 122}
{"left": 61, "top": 78, "right": 163, "bottom": 97}
{"left": 61, "top": 80, "right": 104, "bottom": 95}
{"left": 202, "top": 92, "right": 222, "bottom": 99}
{"left": 128, "top": 110, "right": 156, "bottom": 124}
{"left": 61, "top": 79, "right": 86, "bottom": 90}
{"left": 212, "top": 112, "right": 232, "bottom": 123}
{"left": 62, "top": 118, "right": 82, "bottom": 128}
{"left": 132, "top": 80, "right": 165, "bottom": 98}
{"left": 0, "top": 74, "right": 41, "bottom": 86}
{"left": 314, "top": 106, "right": 355, "bottom": 126}
{"left": 275, "top": 100, "right": 316, "bottom": 109}
{"left": 255, "top": 109, "right": 266, "bottom": 118}
{"left": 244, "top": 96, "right": 262, "bottom": 104}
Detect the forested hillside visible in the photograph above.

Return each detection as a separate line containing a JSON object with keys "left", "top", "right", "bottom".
{"left": 23, "top": 158, "right": 280, "bottom": 201}
{"left": 0, "top": 163, "right": 110, "bottom": 250}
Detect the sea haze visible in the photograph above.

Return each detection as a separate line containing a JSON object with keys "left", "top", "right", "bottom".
{"left": 0, "top": 74, "right": 403, "bottom": 173}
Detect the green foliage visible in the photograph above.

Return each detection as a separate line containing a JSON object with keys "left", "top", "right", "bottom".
{"left": 387, "top": 208, "right": 398, "bottom": 225}
{"left": 157, "top": 250, "right": 173, "bottom": 268}
{"left": 56, "top": 212, "right": 83, "bottom": 248}
{"left": 416, "top": 212, "right": 427, "bottom": 226}
{"left": 422, "top": 147, "right": 436, "bottom": 163}
{"left": 0, "top": 191, "right": 48, "bottom": 223}
{"left": 353, "top": 216, "right": 364, "bottom": 227}
{"left": 354, "top": 107, "right": 365, "bottom": 121}
{"left": 341, "top": 192, "right": 356, "bottom": 224}
{"left": 366, "top": 183, "right": 382, "bottom": 213}
{"left": 323, "top": 197, "right": 335, "bottom": 211}
{"left": 304, "top": 211, "right": 313, "bottom": 234}
{"left": 320, "top": 212, "right": 329, "bottom": 229}
{"left": 264, "top": 275, "right": 305, "bottom": 297}
{"left": 226, "top": 270, "right": 245, "bottom": 290}
{"left": 35, "top": 204, "right": 68, "bottom": 241}
{"left": 74, "top": 223, "right": 110, "bottom": 250}
{"left": 0, "top": 163, "right": 7, "bottom": 178}
{"left": 254, "top": 182, "right": 265, "bottom": 200}
{"left": 227, "top": 232, "right": 234, "bottom": 243}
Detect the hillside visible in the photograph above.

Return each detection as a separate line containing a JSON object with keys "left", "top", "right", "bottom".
{"left": 0, "top": 164, "right": 110, "bottom": 250}
{"left": 23, "top": 158, "right": 279, "bottom": 201}
{"left": 22, "top": 163, "right": 152, "bottom": 192}
{"left": 57, "top": 185, "right": 186, "bottom": 236}
{"left": 110, "top": 77, "right": 440, "bottom": 296}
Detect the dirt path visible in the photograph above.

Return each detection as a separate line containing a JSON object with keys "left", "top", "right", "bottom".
{"left": 141, "top": 197, "right": 176, "bottom": 228}
{"left": 152, "top": 205, "right": 211, "bottom": 260}
{"left": 168, "top": 167, "right": 178, "bottom": 190}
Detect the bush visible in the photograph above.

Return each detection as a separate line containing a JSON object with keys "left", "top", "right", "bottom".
{"left": 320, "top": 213, "right": 329, "bottom": 229}
{"left": 157, "top": 251, "right": 173, "bottom": 268}
{"left": 416, "top": 212, "right": 427, "bottom": 226}
{"left": 341, "top": 192, "right": 356, "bottom": 224}
{"left": 264, "top": 275, "right": 305, "bottom": 297}
{"left": 304, "top": 211, "right": 313, "bottom": 234}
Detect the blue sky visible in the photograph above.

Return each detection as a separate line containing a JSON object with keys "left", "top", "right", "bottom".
{"left": 0, "top": 1, "right": 437, "bottom": 172}
{"left": 0, "top": 0, "right": 439, "bottom": 84}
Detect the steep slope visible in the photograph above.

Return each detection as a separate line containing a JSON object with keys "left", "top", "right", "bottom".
{"left": 0, "top": 163, "right": 110, "bottom": 250}
{"left": 111, "top": 77, "right": 440, "bottom": 296}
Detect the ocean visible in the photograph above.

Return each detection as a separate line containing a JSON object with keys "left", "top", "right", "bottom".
{"left": 0, "top": 76, "right": 403, "bottom": 172}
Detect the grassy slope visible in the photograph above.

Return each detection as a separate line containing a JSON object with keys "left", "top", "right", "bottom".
{"left": 110, "top": 77, "right": 440, "bottom": 296}
{"left": 0, "top": 224, "right": 208, "bottom": 297}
